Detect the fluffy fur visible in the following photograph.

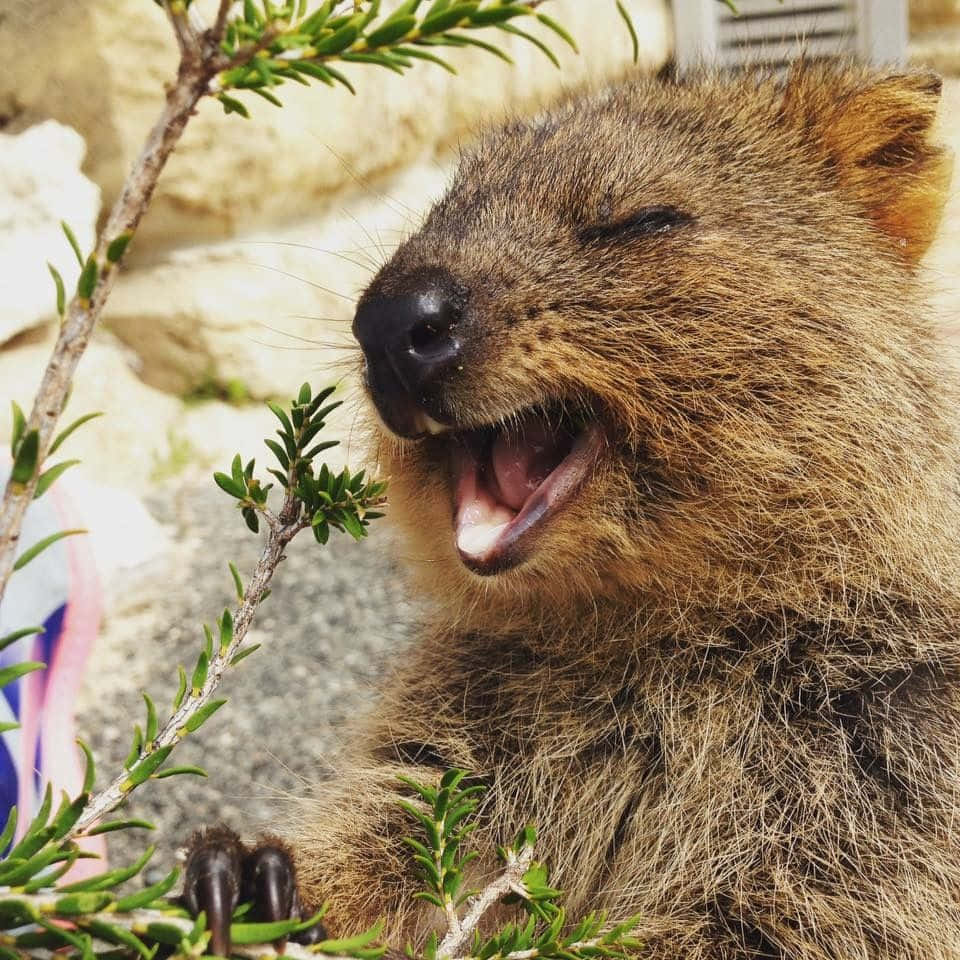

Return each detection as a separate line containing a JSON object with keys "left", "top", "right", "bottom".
{"left": 289, "top": 63, "right": 960, "bottom": 958}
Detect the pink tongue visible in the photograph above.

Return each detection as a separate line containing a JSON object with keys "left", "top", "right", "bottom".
{"left": 491, "top": 414, "right": 568, "bottom": 511}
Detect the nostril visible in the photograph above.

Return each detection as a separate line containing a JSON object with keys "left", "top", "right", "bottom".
{"left": 409, "top": 314, "right": 456, "bottom": 355}
{"left": 407, "top": 292, "right": 461, "bottom": 357}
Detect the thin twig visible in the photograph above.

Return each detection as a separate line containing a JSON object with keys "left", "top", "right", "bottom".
{"left": 67, "top": 501, "right": 307, "bottom": 839}
{"left": 165, "top": 3, "right": 202, "bottom": 59}
{"left": 213, "top": 0, "right": 235, "bottom": 42}
{"left": 0, "top": 56, "right": 212, "bottom": 605}
{"left": 437, "top": 846, "right": 535, "bottom": 960}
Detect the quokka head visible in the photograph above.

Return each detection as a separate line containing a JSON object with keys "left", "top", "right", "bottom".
{"left": 351, "top": 63, "right": 953, "bottom": 626}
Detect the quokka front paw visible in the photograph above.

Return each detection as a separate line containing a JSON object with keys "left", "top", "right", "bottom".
{"left": 183, "top": 825, "right": 326, "bottom": 956}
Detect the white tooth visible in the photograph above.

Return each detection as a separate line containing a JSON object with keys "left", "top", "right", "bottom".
{"left": 422, "top": 414, "right": 450, "bottom": 436}
{"left": 458, "top": 521, "right": 510, "bottom": 558}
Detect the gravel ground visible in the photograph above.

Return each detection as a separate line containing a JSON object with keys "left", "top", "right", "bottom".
{"left": 76, "top": 475, "right": 413, "bottom": 880}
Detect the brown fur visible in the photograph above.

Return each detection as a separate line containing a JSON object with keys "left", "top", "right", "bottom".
{"left": 290, "top": 63, "right": 960, "bottom": 958}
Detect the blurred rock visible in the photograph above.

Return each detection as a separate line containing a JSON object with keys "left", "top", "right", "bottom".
{"left": 1, "top": 0, "right": 671, "bottom": 257}
{"left": 0, "top": 330, "right": 181, "bottom": 490}
{"left": 0, "top": 121, "right": 100, "bottom": 343}
{"left": 103, "top": 159, "right": 446, "bottom": 396}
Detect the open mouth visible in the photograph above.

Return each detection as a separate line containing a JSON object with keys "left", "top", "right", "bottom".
{"left": 443, "top": 407, "right": 605, "bottom": 575}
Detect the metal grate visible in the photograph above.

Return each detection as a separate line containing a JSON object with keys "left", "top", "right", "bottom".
{"left": 672, "top": 0, "right": 908, "bottom": 70}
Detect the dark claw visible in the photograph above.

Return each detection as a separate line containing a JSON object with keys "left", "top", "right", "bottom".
{"left": 242, "top": 844, "right": 328, "bottom": 949}
{"left": 183, "top": 829, "right": 325, "bottom": 956}
{"left": 183, "top": 827, "right": 245, "bottom": 957}
{"left": 243, "top": 845, "right": 296, "bottom": 920}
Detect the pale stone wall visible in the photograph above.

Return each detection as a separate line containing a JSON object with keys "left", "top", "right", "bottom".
{"left": 0, "top": 1, "right": 672, "bottom": 490}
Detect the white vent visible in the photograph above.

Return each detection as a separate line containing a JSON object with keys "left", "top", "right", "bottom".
{"left": 672, "top": 0, "right": 908, "bottom": 70}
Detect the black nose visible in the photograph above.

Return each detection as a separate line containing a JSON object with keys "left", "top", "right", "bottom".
{"left": 352, "top": 274, "right": 465, "bottom": 436}
{"left": 353, "top": 284, "right": 462, "bottom": 393}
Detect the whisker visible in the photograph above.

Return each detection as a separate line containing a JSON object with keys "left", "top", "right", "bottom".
{"left": 288, "top": 314, "right": 356, "bottom": 325}
{"left": 255, "top": 320, "right": 355, "bottom": 345}
{"left": 225, "top": 259, "right": 358, "bottom": 303}
{"left": 237, "top": 239, "right": 376, "bottom": 273}
{"left": 324, "top": 144, "right": 420, "bottom": 222}
{"left": 247, "top": 337, "right": 351, "bottom": 352}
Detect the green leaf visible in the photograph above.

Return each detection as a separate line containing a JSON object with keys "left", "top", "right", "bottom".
{"left": 342, "top": 510, "right": 367, "bottom": 541}
{"left": 228, "top": 561, "right": 244, "bottom": 600}
{"left": 77, "top": 254, "right": 99, "bottom": 300}
{"left": 10, "top": 428, "right": 38, "bottom": 484}
{"left": 173, "top": 664, "right": 188, "bottom": 710}
{"left": 249, "top": 86, "right": 284, "bottom": 107}
{"left": 142, "top": 922, "right": 189, "bottom": 946}
{"left": 82, "top": 919, "right": 153, "bottom": 960}
{"left": 242, "top": 506, "right": 260, "bottom": 533}
{"left": 0, "top": 625, "right": 44, "bottom": 652}
{"left": 420, "top": 2, "right": 479, "bottom": 34}
{"left": 182, "top": 698, "right": 227, "bottom": 733}
{"left": 313, "top": 20, "right": 361, "bottom": 54}
{"left": 191, "top": 650, "right": 209, "bottom": 695}
{"left": 218, "top": 93, "right": 251, "bottom": 118}
{"left": 0, "top": 807, "right": 18, "bottom": 856}
{"left": 264, "top": 437, "right": 290, "bottom": 469}
{"left": 52, "top": 891, "right": 114, "bottom": 915}
{"left": 34, "top": 459, "right": 80, "bottom": 498}
{"left": 230, "top": 917, "right": 310, "bottom": 944}
{"left": 266, "top": 400, "right": 294, "bottom": 437}
{"left": 114, "top": 867, "right": 178, "bottom": 911}
{"left": 288, "top": 60, "right": 338, "bottom": 87}
{"left": 219, "top": 609, "right": 233, "bottom": 653}
{"left": 61, "top": 220, "right": 84, "bottom": 267}
{"left": 125, "top": 747, "right": 173, "bottom": 787}
{"left": 9, "top": 401, "right": 26, "bottom": 457}
{"left": 13, "top": 529, "right": 86, "bottom": 571}
{"left": 22, "top": 850, "right": 79, "bottom": 893}
{"left": 341, "top": 51, "right": 406, "bottom": 74}
{"left": 422, "top": 30, "right": 513, "bottom": 63}
{"left": 536, "top": 12, "right": 578, "bottom": 52}
{"left": 391, "top": 45, "right": 456, "bottom": 72}
{"left": 106, "top": 231, "right": 134, "bottom": 263}
{"left": 51, "top": 791, "right": 88, "bottom": 840}
{"left": 315, "top": 920, "right": 384, "bottom": 956}
{"left": 0, "top": 661, "right": 45, "bottom": 688}
{"left": 498, "top": 22, "right": 559, "bottom": 67}
{"left": 143, "top": 691, "right": 158, "bottom": 744}
{"left": 313, "top": 516, "right": 330, "bottom": 545}
{"left": 77, "top": 738, "right": 96, "bottom": 792}
{"left": 365, "top": 14, "right": 417, "bottom": 46}
{"left": 48, "top": 262, "right": 66, "bottom": 316}
{"left": 231, "top": 642, "right": 260, "bottom": 666}
{"left": 84, "top": 818, "right": 155, "bottom": 837}
{"left": 153, "top": 764, "right": 207, "bottom": 779}
{"left": 615, "top": 0, "right": 639, "bottom": 63}
{"left": 6, "top": 817, "right": 55, "bottom": 865}
{"left": 48, "top": 412, "right": 103, "bottom": 456}
{"left": 125, "top": 724, "right": 143, "bottom": 770}
{"left": 468, "top": 6, "right": 529, "bottom": 25}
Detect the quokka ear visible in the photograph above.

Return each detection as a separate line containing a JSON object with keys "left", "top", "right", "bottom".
{"left": 781, "top": 64, "right": 953, "bottom": 262}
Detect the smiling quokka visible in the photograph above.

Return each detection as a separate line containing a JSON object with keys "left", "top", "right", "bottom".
{"left": 185, "top": 62, "right": 960, "bottom": 958}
